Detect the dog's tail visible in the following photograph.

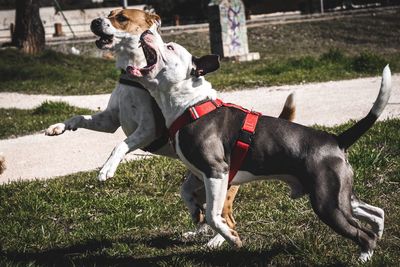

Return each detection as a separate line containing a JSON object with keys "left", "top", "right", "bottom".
{"left": 336, "top": 65, "right": 392, "bottom": 150}
{"left": 278, "top": 92, "right": 296, "bottom": 122}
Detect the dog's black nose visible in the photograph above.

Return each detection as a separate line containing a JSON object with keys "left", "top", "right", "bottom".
{"left": 90, "top": 18, "right": 102, "bottom": 34}
{"left": 140, "top": 30, "right": 153, "bottom": 41}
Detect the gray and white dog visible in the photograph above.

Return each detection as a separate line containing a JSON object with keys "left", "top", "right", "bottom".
{"left": 126, "top": 30, "right": 391, "bottom": 262}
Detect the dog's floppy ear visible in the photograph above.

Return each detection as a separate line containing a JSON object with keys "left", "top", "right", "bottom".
{"left": 146, "top": 12, "right": 161, "bottom": 33}
{"left": 191, "top": 55, "right": 220, "bottom": 77}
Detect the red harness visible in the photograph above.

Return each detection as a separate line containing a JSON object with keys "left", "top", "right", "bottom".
{"left": 168, "top": 99, "right": 261, "bottom": 184}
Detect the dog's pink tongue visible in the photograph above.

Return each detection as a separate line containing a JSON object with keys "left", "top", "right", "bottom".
{"left": 126, "top": 66, "right": 143, "bottom": 77}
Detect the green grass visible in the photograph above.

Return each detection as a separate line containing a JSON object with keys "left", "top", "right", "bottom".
{"left": 206, "top": 49, "right": 399, "bottom": 90}
{"left": 0, "top": 49, "right": 119, "bottom": 95}
{"left": 0, "top": 119, "right": 399, "bottom": 266}
{"left": 1, "top": 47, "right": 398, "bottom": 95}
{"left": 1, "top": 10, "right": 400, "bottom": 95}
{"left": 0, "top": 101, "right": 94, "bottom": 139}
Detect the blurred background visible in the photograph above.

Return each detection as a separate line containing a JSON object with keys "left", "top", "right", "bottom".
{"left": 1, "top": 0, "right": 400, "bottom": 26}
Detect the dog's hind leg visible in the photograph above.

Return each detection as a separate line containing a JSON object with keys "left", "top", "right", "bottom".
{"left": 351, "top": 194, "right": 384, "bottom": 239}
{"left": 309, "top": 160, "right": 377, "bottom": 262}
{"left": 222, "top": 185, "right": 239, "bottom": 229}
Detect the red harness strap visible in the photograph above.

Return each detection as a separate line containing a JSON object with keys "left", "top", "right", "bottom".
{"left": 228, "top": 111, "right": 260, "bottom": 183}
{"left": 169, "top": 99, "right": 223, "bottom": 141}
{"left": 168, "top": 99, "right": 261, "bottom": 184}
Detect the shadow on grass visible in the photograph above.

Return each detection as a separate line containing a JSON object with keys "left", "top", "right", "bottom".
{"left": 0, "top": 232, "right": 317, "bottom": 267}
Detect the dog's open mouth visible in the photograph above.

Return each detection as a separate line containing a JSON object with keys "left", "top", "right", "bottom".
{"left": 141, "top": 39, "right": 157, "bottom": 69}
{"left": 127, "top": 31, "right": 157, "bottom": 77}
{"left": 95, "top": 33, "right": 114, "bottom": 49}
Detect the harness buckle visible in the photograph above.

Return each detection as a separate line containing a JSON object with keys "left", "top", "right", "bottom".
{"left": 238, "top": 130, "right": 253, "bottom": 145}
{"left": 189, "top": 106, "right": 200, "bottom": 119}
{"left": 211, "top": 99, "right": 223, "bottom": 108}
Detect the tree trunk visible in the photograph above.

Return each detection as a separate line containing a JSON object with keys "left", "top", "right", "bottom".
{"left": 12, "top": 0, "right": 45, "bottom": 54}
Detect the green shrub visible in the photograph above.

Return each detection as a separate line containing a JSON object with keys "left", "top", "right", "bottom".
{"left": 0, "top": 49, "right": 118, "bottom": 95}
{"left": 288, "top": 56, "right": 318, "bottom": 70}
{"left": 320, "top": 48, "right": 346, "bottom": 63}
{"left": 33, "top": 101, "right": 79, "bottom": 115}
{"left": 0, "top": 102, "right": 93, "bottom": 139}
{"left": 351, "top": 52, "right": 387, "bottom": 73}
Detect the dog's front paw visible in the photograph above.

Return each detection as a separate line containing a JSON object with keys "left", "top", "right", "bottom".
{"left": 98, "top": 161, "right": 117, "bottom": 182}
{"left": 45, "top": 123, "right": 66, "bottom": 136}
{"left": 206, "top": 234, "right": 226, "bottom": 249}
{"left": 98, "top": 169, "right": 115, "bottom": 182}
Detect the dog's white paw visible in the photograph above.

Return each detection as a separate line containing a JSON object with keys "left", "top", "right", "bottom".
{"left": 359, "top": 250, "right": 373, "bottom": 262}
{"left": 98, "top": 161, "right": 117, "bottom": 182}
{"left": 206, "top": 234, "right": 226, "bottom": 249}
{"left": 97, "top": 173, "right": 109, "bottom": 182}
{"left": 98, "top": 144, "right": 128, "bottom": 182}
{"left": 45, "top": 123, "right": 66, "bottom": 136}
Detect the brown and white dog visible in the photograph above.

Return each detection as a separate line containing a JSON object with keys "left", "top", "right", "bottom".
{"left": 45, "top": 9, "right": 296, "bottom": 245}
{"left": 126, "top": 30, "right": 389, "bottom": 261}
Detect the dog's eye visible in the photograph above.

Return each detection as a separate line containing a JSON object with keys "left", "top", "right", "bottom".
{"left": 117, "top": 15, "right": 128, "bottom": 22}
{"left": 167, "top": 45, "right": 174, "bottom": 50}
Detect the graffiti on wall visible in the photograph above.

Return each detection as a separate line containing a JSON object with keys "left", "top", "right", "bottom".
{"left": 227, "top": 5, "right": 241, "bottom": 52}
{"left": 219, "top": 0, "right": 249, "bottom": 57}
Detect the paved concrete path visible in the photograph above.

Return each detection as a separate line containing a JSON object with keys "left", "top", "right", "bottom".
{"left": 1, "top": 74, "right": 399, "bottom": 184}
